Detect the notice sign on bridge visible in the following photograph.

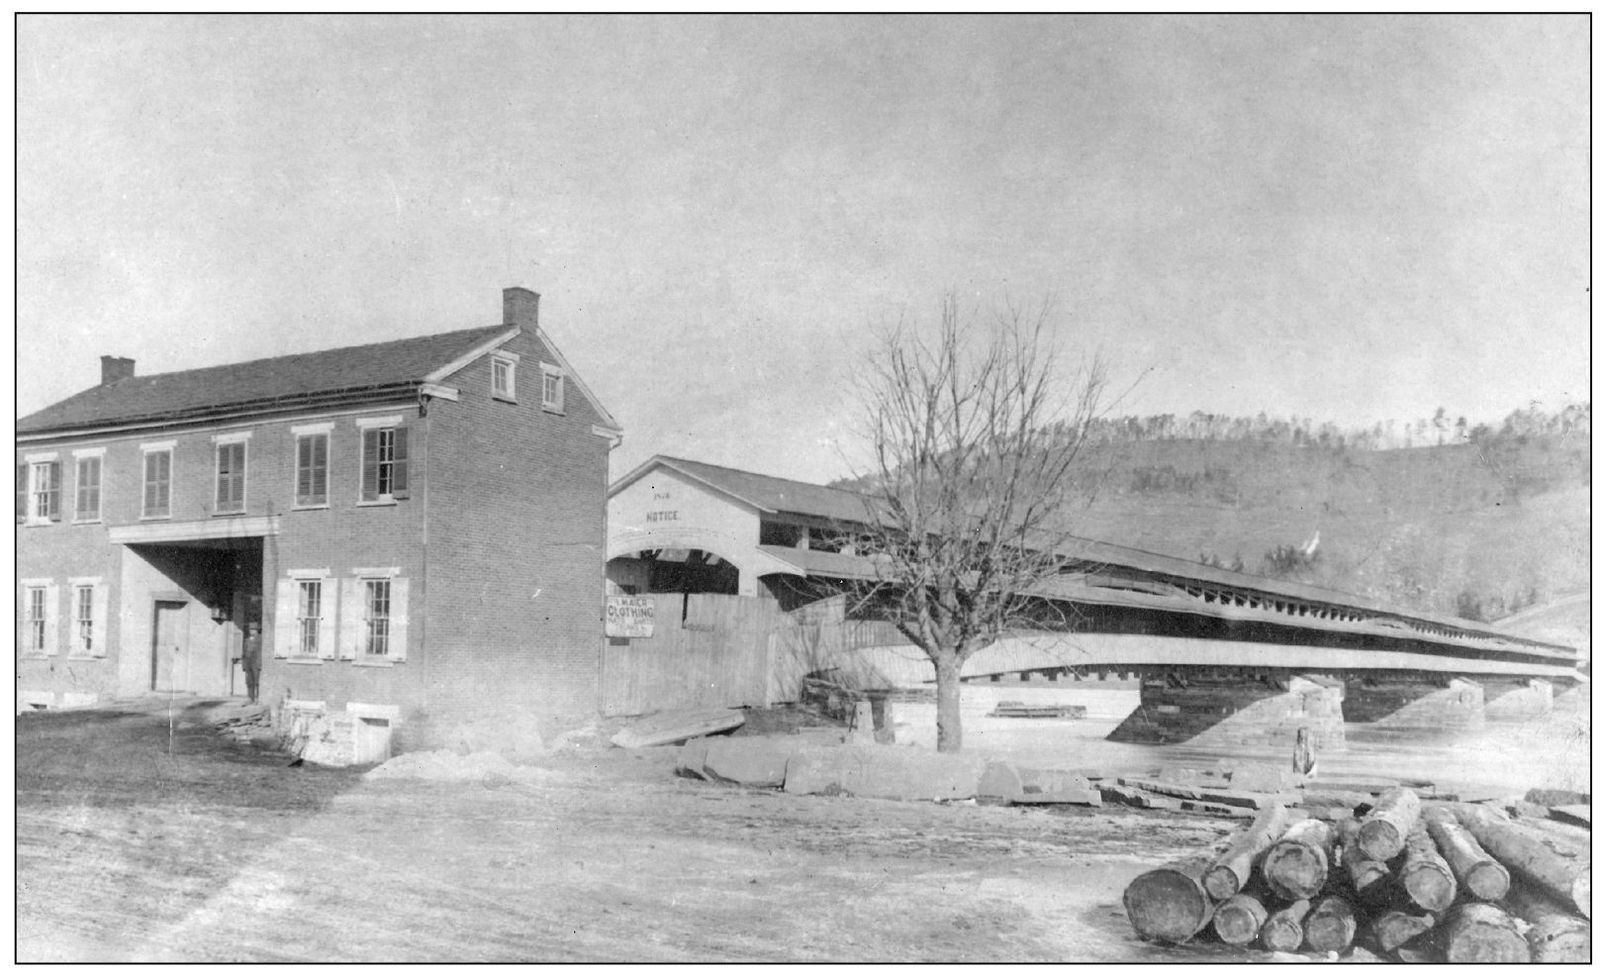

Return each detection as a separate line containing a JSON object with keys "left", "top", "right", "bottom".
{"left": 606, "top": 596, "right": 655, "bottom": 638}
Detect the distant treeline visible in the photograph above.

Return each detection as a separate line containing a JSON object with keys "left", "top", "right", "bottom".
{"left": 1061, "top": 403, "right": 1590, "bottom": 451}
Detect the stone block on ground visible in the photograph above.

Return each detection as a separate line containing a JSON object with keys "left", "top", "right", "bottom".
{"left": 676, "top": 738, "right": 714, "bottom": 779}
{"left": 977, "top": 761, "right": 1023, "bottom": 804}
{"left": 840, "top": 747, "right": 986, "bottom": 802}
{"left": 1017, "top": 768, "right": 1102, "bottom": 806}
{"left": 783, "top": 746, "right": 853, "bottom": 796}
{"left": 1229, "top": 764, "right": 1306, "bottom": 794}
{"left": 700, "top": 737, "right": 795, "bottom": 787}
{"left": 783, "top": 745, "right": 985, "bottom": 802}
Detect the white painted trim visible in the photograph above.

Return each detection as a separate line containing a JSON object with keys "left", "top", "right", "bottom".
{"left": 212, "top": 430, "right": 253, "bottom": 444}
{"left": 350, "top": 567, "right": 402, "bottom": 577}
{"left": 108, "top": 515, "right": 281, "bottom": 544}
{"left": 291, "top": 421, "right": 334, "bottom": 435}
{"left": 140, "top": 440, "right": 177, "bottom": 452}
{"left": 287, "top": 568, "right": 332, "bottom": 579}
{"left": 67, "top": 576, "right": 103, "bottom": 586}
{"left": 24, "top": 451, "right": 58, "bottom": 463}
{"left": 492, "top": 349, "right": 521, "bottom": 363}
{"left": 419, "top": 382, "right": 460, "bottom": 402}
{"left": 423, "top": 326, "right": 522, "bottom": 383}
{"left": 348, "top": 702, "right": 402, "bottom": 720}
{"left": 591, "top": 424, "right": 623, "bottom": 445}
{"left": 354, "top": 414, "right": 404, "bottom": 429}
{"left": 19, "top": 577, "right": 52, "bottom": 587}
{"left": 533, "top": 326, "right": 623, "bottom": 431}
{"left": 71, "top": 446, "right": 106, "bottom": 458}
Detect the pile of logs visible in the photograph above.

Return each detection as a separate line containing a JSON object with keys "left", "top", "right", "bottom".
{"left": 1123, "top": 788, "right": 1590, "bottom": 962}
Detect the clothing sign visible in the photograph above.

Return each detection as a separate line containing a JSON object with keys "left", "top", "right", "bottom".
{"left": 606, "top": 596, "right": 655, "bottom": 638}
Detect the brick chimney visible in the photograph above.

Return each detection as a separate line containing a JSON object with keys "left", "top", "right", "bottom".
{"left": 503, "top": 287, "right": 540, "bottom": 328}
{"left": 100, "top": 355, "right": 135, "bottom": 385}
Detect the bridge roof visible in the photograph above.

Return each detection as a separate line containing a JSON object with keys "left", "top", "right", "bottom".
{"left": 613, "top": 455, "right": 1576, "bottom": 657}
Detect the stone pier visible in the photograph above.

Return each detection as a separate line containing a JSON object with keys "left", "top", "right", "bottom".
{"left": 1341, "top": 677, "right": 1484, "bottom": 731}
{"left": 1482, "top": 677, "right": 1555, "bottom": 720}
{"left": 1106, "top": 674, "right": 1346, "bottom": 751}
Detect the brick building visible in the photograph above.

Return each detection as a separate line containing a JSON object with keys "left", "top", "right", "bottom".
{"left": 16, "top": 287, "right": 621, "bottom": 747}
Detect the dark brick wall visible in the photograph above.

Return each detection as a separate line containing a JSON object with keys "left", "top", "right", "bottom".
{"left": 421, "top": 327, "right": 613, "bottom": 726}
{"left": 18, "top": 319, "right": 614, "bottom": 740}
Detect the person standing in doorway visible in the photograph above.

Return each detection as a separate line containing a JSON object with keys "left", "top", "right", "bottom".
{"left": 241, "top": 623, "right": 263, "bottom": 704}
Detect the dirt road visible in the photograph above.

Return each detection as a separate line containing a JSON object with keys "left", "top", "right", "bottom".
{"left": 16, "top": 699, "right": 1245, "bottom": 963}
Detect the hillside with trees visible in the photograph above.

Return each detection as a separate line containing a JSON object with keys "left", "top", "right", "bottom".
{"left": 835, "top": 405, "right": 1590, "bottom": 623}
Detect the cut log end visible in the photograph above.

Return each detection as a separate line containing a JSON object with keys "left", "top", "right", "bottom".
{"left": 1202, "top": 866, "right": 1240, "bottom": 903}
{"left": 1304, "top": 896, "right": 1358, "bottom": 953}
{"left": 1463, "top": 861, "right": 1511, "bottom": 902}
{"left": 1211, "top": 893, "right": 1268, "bottom": 946}
{"left": 1123, "top": 866, "right": 1215, "bottom": 944}
{"left": 1356, "top": 821, "right": 1405, "bottom": 862}
{"left": 1263, "top": 842, "right": 1329, "bottom": 901}
{"left": 1442, "top": 904, "right": 1531, "bottom": 964}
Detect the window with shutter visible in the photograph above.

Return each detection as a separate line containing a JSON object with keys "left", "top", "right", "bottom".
{"left": 143, "top": 449, "right": 172, "bottom": 518}
{"left": 360, "top": 427, "right": 408, "bottom": 503}
{"left": 295, "top": 433, "right": 329, "bottom": 507}
{"left": 75, "top": 456, "right": 102, "bottom": 521}
{"left": 215, "top": 442, "right": 246, "bottom": 513}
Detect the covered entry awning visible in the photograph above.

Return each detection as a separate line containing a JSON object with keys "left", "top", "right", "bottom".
{"left": 108, "top": 515, "right": 281, "bottom": 546}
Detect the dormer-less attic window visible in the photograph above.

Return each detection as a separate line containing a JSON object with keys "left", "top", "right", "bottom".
{"left": 540, "top": 363, "right": 565, "bottom": 413}
{"left": 492, "top": 351, "right": 519, "bottom": 403}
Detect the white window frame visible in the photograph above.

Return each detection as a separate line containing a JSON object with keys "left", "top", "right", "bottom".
{"left": 361, "top": 577, "right": 393, "bottom": 658}
{"left": 73, "top": 449, "right": 105, "bottom": 523}
{"left": 141, "top": 442, "right": 175, "bottom": 520}
{"left": 213, "top": 436, "right": 249, "bottom": 515}
{"left": 21, "top": 452, "right": 61, "bottom": 525}
{"left": 356, "top": 416, "right": 408, "bottom": 506}
{"left": 294, "top": 577, "right": 325, "bottom": 658}
{"left": 341, "top": 568, "right": 408, "bottom": 664}
{"left": 292, "top": 424, "right": 333, "bottom": 510}
{"left": 67, "top": 577, "right": 107, "bottom": 659}
{"left": 492, "top": 351, "right": 519, "bottom": 403}
{"left": 19, "top": 579, "right": 57, "bottom": 658}
{"left": 540, "top": 362, "right": 565, "bottom": 413}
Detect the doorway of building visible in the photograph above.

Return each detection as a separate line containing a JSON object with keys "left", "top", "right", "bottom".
{"left": 151, "top": 600, "right": 190, "bottom": 693}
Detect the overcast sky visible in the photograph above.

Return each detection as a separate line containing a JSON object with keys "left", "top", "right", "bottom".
{"left": 16, "top": 15, "right": 1590, "bottom": 483}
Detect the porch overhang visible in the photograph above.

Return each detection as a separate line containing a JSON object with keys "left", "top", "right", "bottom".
{"left": 109, "top": 515, "right": 282, "bottom": 545}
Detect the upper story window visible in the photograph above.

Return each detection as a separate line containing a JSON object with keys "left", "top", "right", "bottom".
{"left": 492, "top": 351, "right": 519, "bottom": 402}
{"left": 73, "top": 449, "right": 104, "bottom": 522}
{"left": 141, "top": 442, "right": 175, "bottom": 519}
{"left": 540, "top": 363, "right": 565, "bottom": 413}
{"left": 293, "top": 424, "right": 331, "bottom": 508}
{"left": 16, "top": 455, "right": 62, "bottom": 525}
{"left": 214, "top": 434, "right": 249, "bottom": 515}
{"left": 357, "top": 417, "right": 409, "bottom": 504}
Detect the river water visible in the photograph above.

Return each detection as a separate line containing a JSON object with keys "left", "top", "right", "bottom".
{"left": 886, "top": 684, "right": 1590, "bottom": 796}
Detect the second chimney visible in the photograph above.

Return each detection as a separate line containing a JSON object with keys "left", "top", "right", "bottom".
{"left": 503, "top": 287, "right": 540, "bottom": 328}
{"left": 101, "top": 355, "right": 135, "bottom": 385}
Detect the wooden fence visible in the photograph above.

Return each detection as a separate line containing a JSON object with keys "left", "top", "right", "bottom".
{"left": 598, "top": 593, "right": 911, "bottom": 716}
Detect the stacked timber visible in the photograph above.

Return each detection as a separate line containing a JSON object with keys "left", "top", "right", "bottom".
{"left": 1122, "top": 789, "right": 1591, "bottom": 962}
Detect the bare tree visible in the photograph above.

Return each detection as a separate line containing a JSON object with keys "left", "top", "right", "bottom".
{"left": 849, "top": 295, "right": 1110, "bottom": 753}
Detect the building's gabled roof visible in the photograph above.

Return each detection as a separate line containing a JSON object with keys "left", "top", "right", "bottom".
{"left": 18, "top": 324, "right": 518, "bottom": 436}
{"left": 611, "top": 455, "right": 882, "bottom": 524}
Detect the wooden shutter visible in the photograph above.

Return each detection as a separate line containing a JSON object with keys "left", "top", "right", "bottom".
{"left": 43, "top": 583, "right": 61, "bottom": 656}
{"left": 339, "top": 577, "right": 363, "bottom": 660}
{"left": 389, "top": 578, "right": 409, "bottom": 661}
{"left": 317, "top": 579, "right": 338, "bottom": 660}
{"left": 311, "top": 435, "right": 328, "bottom": 504}
{"left": 272, "top": 578, "right": 297, "bottom": 658}
{"left": 361, "top": 430, "right": 379, "bottom": 501}
{"left": 45, "top": 462, "right": 62, "bottom": 521}
{"left": 16, "top": 463, "right": 27, "bottom": 521}
{"left": 91, "top": 584, "right": 110, "bottom": 657}
{"left": 391, "top": 429, "right": 409, "bottom": 498}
